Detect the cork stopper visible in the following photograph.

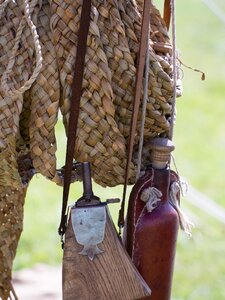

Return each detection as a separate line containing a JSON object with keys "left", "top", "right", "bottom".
{"left": 150, "top": 138, "right": 175, "bottom": 169}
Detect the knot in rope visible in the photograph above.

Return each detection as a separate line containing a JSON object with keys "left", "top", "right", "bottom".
{"left": 141, "top": 187, "right": 162, "bottom": 212}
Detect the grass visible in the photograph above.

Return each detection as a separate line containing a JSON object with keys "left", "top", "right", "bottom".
{"left": 14, "top": 0, "right": 225, "bottom": 299}
{"left": 172, "top": 205, "right": 225, "bottom": 299}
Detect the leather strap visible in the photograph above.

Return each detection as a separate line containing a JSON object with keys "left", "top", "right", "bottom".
{"left": 163, "top": 0, "right": 171, "bottom": 30}
{"left": 58, "top": 0, "right": 92, "bottom": 239}
{"left": 118, "top": 0, "right": 152, "bottom": 229}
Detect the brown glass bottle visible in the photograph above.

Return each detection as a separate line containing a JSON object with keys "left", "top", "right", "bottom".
{"left": 126, "top": 167, "right": 179, "bottom": 300}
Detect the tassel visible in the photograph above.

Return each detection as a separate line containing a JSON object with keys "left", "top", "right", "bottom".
{"left": 169, "top": 181, "right": 194, "bottom": 237}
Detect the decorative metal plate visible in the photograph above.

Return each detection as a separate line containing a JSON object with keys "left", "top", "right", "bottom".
{"left": 71, "top": 205, "right": 106, "bottom": 260}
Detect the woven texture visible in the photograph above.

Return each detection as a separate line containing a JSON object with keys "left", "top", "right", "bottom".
{"left": 0, "top": 0, "right": 175, "bottom": 188}
{"left": 0, "top": 187, "right": 26, "bottom": 300}
{"left": 0, "top": 0, "right": 57, "bottom": 298}
{"left": 0, "top": 0, "right": 180, "bottom": 298}
{"left": 50, "top": 0, "right": 174, "bottom": 186}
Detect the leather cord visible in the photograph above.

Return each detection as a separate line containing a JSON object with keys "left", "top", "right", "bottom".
{"left": 118, "top": 0, "right": 152, "bottom": 229}
{"left": 58, "top": 0, "right": 92, "bottom": 240}
{"left": 163, "top": 0, "right": 171, "bottom": 30}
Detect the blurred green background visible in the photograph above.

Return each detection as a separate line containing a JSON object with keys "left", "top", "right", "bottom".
{"left": 14, "top": 0, "right": 225, "bottom": 299}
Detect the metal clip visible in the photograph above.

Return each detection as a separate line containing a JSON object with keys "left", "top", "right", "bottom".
{"left": 106, "top": 198, "right": 120, "bottom": 204}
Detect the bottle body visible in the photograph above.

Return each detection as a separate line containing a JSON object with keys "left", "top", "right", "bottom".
{"left": 126, "top": 167, "right": 179, "bottom": 300}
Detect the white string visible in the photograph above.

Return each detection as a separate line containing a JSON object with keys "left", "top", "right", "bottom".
{"left": 168, "top": 0, "right": 177, "bottom": 140}
{"left": 169, "top": 181, "right": 194, "bottom": 237}
{"left": 1, "top": 0, "right": 43, "bottom": 97}
{"left": 171, "top": 154, "right": 186, "bottom": 197}
{"left": 136, "top": 25, "right": 150, "bottom": 180}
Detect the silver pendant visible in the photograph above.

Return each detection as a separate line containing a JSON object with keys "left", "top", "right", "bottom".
{"left": 71, "top": 205, "right": 106, "bottom": 261}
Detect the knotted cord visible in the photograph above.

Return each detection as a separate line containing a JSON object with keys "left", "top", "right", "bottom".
{"left": 168, "top": 0, "right": 193, "bottom": 237}
{"left": 169, "top": 181, "right": 194, "bottom": 237}
{"left": 141, "top": 186, "right": 162, "bottom": 212}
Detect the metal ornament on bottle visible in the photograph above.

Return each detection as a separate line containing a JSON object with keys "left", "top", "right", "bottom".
{"left": 71, "top": 204, "right": 106, "bottom": 260}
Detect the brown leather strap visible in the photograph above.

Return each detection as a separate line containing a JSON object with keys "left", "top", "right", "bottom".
{"left": 163, "top": 0, "right": 171, "bottom": 30}
{"left": 118, "top": 0, "right": 152, "bottom": 229}
{"left": 58, "top": 0, "right": 91, "bottom": 239}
